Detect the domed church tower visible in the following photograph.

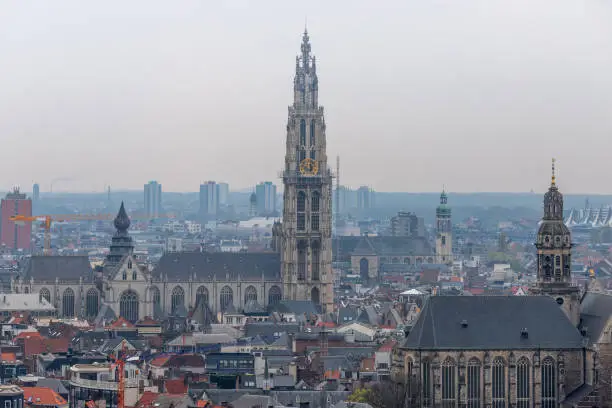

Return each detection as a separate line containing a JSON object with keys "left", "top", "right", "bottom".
{"left": 531, "top": 159, "right": 580, "bottom": 325}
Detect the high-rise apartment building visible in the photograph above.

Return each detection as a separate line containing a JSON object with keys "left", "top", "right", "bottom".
{"left": 144, "top": 181, "right": 162, "bottom": 219}
{"left": 217, "top": 183, "right": 229, "bottom": 206}
{"left": 0, "top": 187, "right": 32, "bottom": 250}
{"left": 199, "top": 181, "right": 219, "bottom": 221}
{"left": 256, "top": 182, "right": 277, "bottom": 215}
{"left": 391, "top": 211, "right": 425, "bottom": 238}
{"left": 32, "top": 183, "right": 40, "bottom": 202}
{"left": 357, "top": 186, "right": 375, "bottom": 210}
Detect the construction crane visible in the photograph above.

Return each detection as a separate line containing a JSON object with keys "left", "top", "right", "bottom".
{"left": 110, "top": 341, "right": 128, "bottom": 408}
{"left": 10, "top": 212, "right": 174, "bottom": 255}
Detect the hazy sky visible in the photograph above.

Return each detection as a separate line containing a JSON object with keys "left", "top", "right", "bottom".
{"left": 1, "top": 0, "right": 611, "bottom": 194}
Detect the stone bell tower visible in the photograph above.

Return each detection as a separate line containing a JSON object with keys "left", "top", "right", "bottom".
{"left": 435, "top": 189, "right": 452, "bottom": 264}
{"left": 281, "top": 30, "right": 333, "bottom": 312}
{"left": 531, "top": 159, "right": 580, "bottom": 325}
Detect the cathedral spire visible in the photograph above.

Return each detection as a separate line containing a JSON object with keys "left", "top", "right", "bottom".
{"left": 551, "top": 158, "right": 556, "bottom": 187}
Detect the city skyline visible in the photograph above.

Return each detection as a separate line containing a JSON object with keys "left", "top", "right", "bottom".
{"left": 1, "top": 0, "right": 611, "bottom": 193}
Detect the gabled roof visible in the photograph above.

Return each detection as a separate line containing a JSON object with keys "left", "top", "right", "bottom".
{"left": 153, "top": 252, "right": 281, "bottom": 281}
{"left": 23, "top": 386, "right": 67, "bottom": 407}
{"left": 106, "top": 317, "right": 136, "bottom": 330}
{"left": 352, "top": 236, "right": 377, "bottom": 256}
{"left": 21, "top": 256, "right": 93, "bottom": 282}
{"left": 580, "top": 292, "right": 612, "bottom": 345}
{"left": 403, "top": 296, "right": 585, "bottom": 350}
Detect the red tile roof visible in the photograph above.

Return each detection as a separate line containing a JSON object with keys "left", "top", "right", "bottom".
{"left": 1, "top": 352, "right": 16, "bottom": 362}
{"left": 107, "top": 317, "right": 136, "bottom": 330}
{"left": 22, "top": 337, "right": 69, "bottom": 356}
{"left": 164, "top": 378, "right": 188, "bottom": 394}
{"left": 135, "top": 391, "right": 158, "bottom": 408}
{"left": 149, "top": 355, "right": 171, "bottom": 368}
{"left": 23, "top": 387, "right": 67, "bottom": 407}
{"left": 378, "top": 339, "right": 397, "bottom": 352}
{"left": 14, "top": 331, "right": 42, "bottom": 341}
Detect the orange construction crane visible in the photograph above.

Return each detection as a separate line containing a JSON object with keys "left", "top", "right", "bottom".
{"left": 109, "top": 341, "right": 128, "bottom": 408}
{"left": 10, "top": 212, "right": 175, "bottom": 255}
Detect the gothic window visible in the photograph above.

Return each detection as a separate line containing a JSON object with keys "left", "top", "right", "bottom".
{"left": 24, "top": 287, "right": 29, "bottom": 294}
{"left": 268, "top": 286, "right": 282, "bottom": 306}
{"left": 544, "top": 256, "right": 552, "bottom": 279}
{"left": 220, "top": 286, "right": 233, "bottom": 312}
{"left": 244, "top": 286, "right": 258, "bottom": 304}
{"left": 299, "top": 148, "right": 306, "bottom": 163}
{"left": 422, "top": 359, "right": 432, "bottom": 408}
{"left": 310, "top": 150, "right": 315, "bottom": 160}
{"left": 441, "top": 357, "right": 456, "bottom": 408}
{"left": 62, "top": 288, "right": 75, "bottom": 318}
{"left": 467, "top": 358, "right": 481, "bottom": 408}
{"left": 297, "top": 214, "right": 306, "bottom": 230}
{"left": 416, "top": 257, "right": 423, "bottom": 264}
{"left": 297, "top": 192, "right": 306, "bottom": 212}
{"left": 171, "top": 286, "right": 185, "bottom": 315}
{"left": 405, "top": 358, "right": 414, "bottom": 405}
{"left": 516, "top": 357, "right": 530, "bottom": 408}
{"left": 403, "top": 258, "right": 411, "bottom": 264}
{"left": 122, "top": 270, "right": 127, "bottom": 280}
{"left": 132, "top": 270, "right": 137, "bottom": 280}
{"left": 310, "top": 119, "right": 316, "bottom": 146}
{"left": 85, "top": 288, "right": 99, "bottom": 318}
{"left": 310, "top": 287, "right": 320, "bottom": 304}
{"left": 312, "top": 243, "right": 320, "bottom": 281}
{"left": 555, "top": 256, "right": 561, "bottom": 266}
{"left": 196, "top": 286, "right": 209, "bottom": 307}
{"left": 441, "top": 236, "right": 446, "bottom": 246}
{"left": 120, "top": 290, "right": 139, "bottom": 323}
{"left": 541, "top": 357, "right": 556, "bottom": 408}
{"left": 492, "top": 357, "right": 506, "bottom": 408}
{"left": 311, "top": 215, "right": 319, "bottom": 231}
{"left": 151, "top": 286, "right": 161, "bottom": 312}
{"left": 128, "top": 260, "right": 132, "bottom": 269}
{"left": 298, "top": 246, "right": 306, "bottom": 281}
{"left": 311, "top": 192, "right": 320, "bottom": 212}
{"left": 39, "top": 288, "right": 51, "bottom": 303}
{"left": 300, "top": 119, "right": 306, "bottom": 146}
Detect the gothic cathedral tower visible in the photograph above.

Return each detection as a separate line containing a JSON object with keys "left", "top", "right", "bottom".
{"left": 281, "top": 30, "right": 333, "bottom": 312}
{"left": 435, "top": 190, "right": 452, "bottom": 264}
{"left": 531, "top": 159, "right": 580, "bottom": 325}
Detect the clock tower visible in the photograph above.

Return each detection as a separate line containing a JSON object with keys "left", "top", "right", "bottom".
{"left": 531, "top": 159, "right": 580, "bottom": 325}
{"left": 281, "top": 30, "right": 333, "bottom": 312}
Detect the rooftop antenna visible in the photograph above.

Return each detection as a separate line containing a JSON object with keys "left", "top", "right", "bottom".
{"left": 551, "top": 158, "right": 556, "bottom": 187}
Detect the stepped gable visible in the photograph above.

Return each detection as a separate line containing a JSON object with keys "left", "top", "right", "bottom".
{"left": 22, "top": 256, "right": 93, "bottom": 282}
{"left": 152, "top": 252, "right": 281, "bottom": 280}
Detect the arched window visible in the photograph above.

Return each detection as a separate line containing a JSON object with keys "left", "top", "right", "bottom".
{"left": 151, "top": 286, "right": 161, "bottom": 312}
{"left": 297, "top": 191, "right": 306, "bottom": 231}
{"left": 62, "top": 288, "right": 75, "bottom": 318}
{"left": 86, "top": 289, "right": 99, "bottom": 318}
{"left": 541, "top": 357, "right": 556, "bottom": 408}
{"left": 244, "top": 286, "right": 258, "bottom": 303}
{"left": 196, "top": 286, "right": 209, "bottom": 307}
{"left": 39, "top": 288, "right": 51, "bottom": 303}
{"left": 132, "top": 270, "right": 137, "bottom": 280}
{"left": 220, "top": 286, "right": 233, "bottom": 312}
{"left": 311, "top": 287, "right": 320, "bottom": 304}
{"left": 492, "top": 357, "right": 506, "bottom": 408}
{"left": 122, "top": 271, "right": 127, "bottom": 280}
{"left": 299, "top": 119, "right": 306, "bottom": 146}
{"left": 427, "top": 257, "right": 434, "bottom": 264}
{"left": 128, "top": 260, "right": 132, "bottom": 269}
{"left": 467, "top": 358, "right": 481, "bottom": 408}
{"left": 441, "top": 357, "right": 456, "bottom": 408}
{"left": 360, "top": 258, "right": 369, "bottom": 280}
{"left": 403, "top": 258, "right": 411, "bottom": 264}
{"left": 24, "top": 287, "right": 29, "bottom": 294}
{"left": 310, "top": 119, "right": 316, "bottom": 146}
{"left": 422, "top": 359, "right": 432, "bottom": 407}
{"left": 517, "top": 357, "right": 530, "bottom": 408}
{"left": 311, "top": 192, "right": 320, "bottom": 212}
{"left": 311, "top": 243, "right": 320, "bottom": 281}
{"left": 171, "top": 286, "right": 185, "bottom": 315}
{"left": 120, "top": 290, "right": 139, "bottom": 323}
{"left": 298, "top": 241, "right": 307, "bottom": 281}
{"left": 268, "top": 286, "right": 282, "bottom": 306}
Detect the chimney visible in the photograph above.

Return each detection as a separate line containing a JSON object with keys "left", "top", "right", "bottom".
{"left": 520, "top": 328, "right": 528, "bottom": 339}
{"left": 460, "top": 320, "right": 468, "bottom": 328}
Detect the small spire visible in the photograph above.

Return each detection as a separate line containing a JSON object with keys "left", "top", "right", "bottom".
{"left": 551, "top": 158, "right": 556, "bottom": 187}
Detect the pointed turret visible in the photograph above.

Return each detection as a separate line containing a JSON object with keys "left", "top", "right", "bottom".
{"left": 105, "top": 202, "right": 134, "bottom": 272}
{"left": 114, "top": 201, "right": 131, "bottom": 233}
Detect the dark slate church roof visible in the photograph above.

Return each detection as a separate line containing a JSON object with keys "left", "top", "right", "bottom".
{"left": 402, "top": 295, "right": 585, "bottom": 350}
{"left": 579, "top": 292, "right": 612, "bottom": 346}
{"left": 153, "top": 252, "right": 280, "bottom": 281}
{"left": 333, "top": 236, "right": 433, "bottom": 261}
{"left": 21, "top": 256, "right": 93, "bottom": 282}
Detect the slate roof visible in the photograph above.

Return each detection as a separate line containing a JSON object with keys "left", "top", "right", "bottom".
{"left": 21, "top": 256, "right": 93, "bottom": 282}
{"left": 272, "top": 300, "right": 320, "bottom": 316}
{"left": 334, "top": 236, "right": 434, "bottom": 261}
{"left": 402, "top": 295, "right": 585, "bottom": 350}
{"left": 579, "top": 292, "right": 612, "bottom": 346}
{"left": 244, "top": 322, "right": 300, "bottom": 343}
{"left": 152, "top": 252, "right": 281, "bottom": 281}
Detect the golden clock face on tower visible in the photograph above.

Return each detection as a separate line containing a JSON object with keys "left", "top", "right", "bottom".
{"left": 299, "top": 158, "right": 319, "bottom": 176}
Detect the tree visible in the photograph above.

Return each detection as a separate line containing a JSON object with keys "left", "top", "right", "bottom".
{"left": 350, "top": 378, "right": 422, "bottom": 408}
